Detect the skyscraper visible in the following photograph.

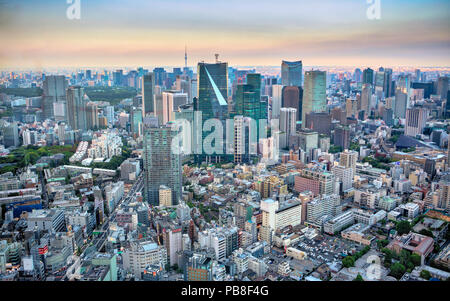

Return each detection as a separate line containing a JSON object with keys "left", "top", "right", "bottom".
{"left": 360, "top": 83, "right": 371, "bottom": 116}
{"left": 143, "top": 125, "right": 182, "bottom": 206}
{"left": 233, "top": 115, "right": 255, "bottom": 164}
{"left": 383, "top": 68, "right": 393, "bottom": 98}
{"left": 279, "top": 107, "right": 297, "bottom": 137}
{"left": 301, "top": 71, "right": 326, "bottom": 128}
{"left": 162, "top": 91, "right": 188, "bottom": 124}
{"left": 362, "top": 68, "right": 374, "bottom": 85}
{"left": 142, "top": 73, "right": 155, "bottom": 116}
{"left": 195, "top": 61, "right": 229, "bottom": 162}
{"left": 282, "top": 86, "right": 303, "bottom": 122}
{"left": 3, "top": 122, "right": 19, "bottom": 148}
{"left": 394, "top": 89, "right": 408, "bottom": 118}
{"left": 333, "top": 125, "right": 350, "bottom": 150}
{"left": 339, "top": 149, "right": 358, "bottom": 175}
{"left": 271, "top": 85, "right": 283, "bottom": 119}
{"left": 105, "top": 106, "right": 115, "bottom": 126}
{"left": 436, "top": 76, "right": 449, "bottom": 101}
{"left": 42, "top": 75, "right": 68, "bottom": 120}
{"left": 281, "top": 60, "right": 302, "bottom": 87}
{"left": 405, "top": 107, "right": 428, "bottom": 137}
{"left": 354, "top": 68, "right": 362, "bottom": 83}
{"left": 66, "top": 86, "right": 87, "bottom": 131}
{"left": 86, "top": 102, "right": 99, "bottom": 130}
{"left": 130, "top": 107, "right": 143, "bottom": 137}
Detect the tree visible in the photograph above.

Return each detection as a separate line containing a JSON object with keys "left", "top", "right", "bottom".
{"left": 377, "top": 239, "right": 389, "bottom": 249}
{"left": 399, "top": 250, "right": 411, "bottom": 266}
{"left": 410, "top": 253, "right": 421, "bottom": 267}
{"left": 419, "top": 229, "right": 434, "bottom": 238}
{"left": 396, "top": 220, "right": 411, "bottom": 235}
{"left": 390, "top": 262, "right": 406, "bottom": 279}
{"left": 353, "top": 274, "right": 364, "bottom": 281}
{"left": 342, "top": 256, "right": 355, "bottom": 268}
{"left": 76, "top": 246, "right": 82, "bottom": 256}
{"left": 420, "top": 269, "right": 431, "bottom": 280}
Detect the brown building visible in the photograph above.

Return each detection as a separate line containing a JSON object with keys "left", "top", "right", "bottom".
{"left": 304, "top": 112, "right": 332, "bottom": 135}
{"left": 387, "top": 232, "right": 434, "bottom": 263}
{"left": 282, "top": 86, "right": 303, "bottom": 122}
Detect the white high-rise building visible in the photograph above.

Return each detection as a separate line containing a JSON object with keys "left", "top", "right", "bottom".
{"left": 331, "top": 165, "right": 353, "bottom": 192}
{"left": 279, "top": 107, "right": 297, "bottom": 148}
{"left": 162, "top": 90, "right": 188, "bottom": 124}
{"left": 405, "top": 107, "right": 428, "bottom": 137}
{"left": 105, "top": 106, "right": 115, "bottom": 126}
{"left": 271, "top": 85, "right": 283, "bottom": 119}
{"left": 261, "top": 198, "right": 301, "bottom": 232}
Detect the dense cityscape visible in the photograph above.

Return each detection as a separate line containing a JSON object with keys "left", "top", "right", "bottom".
{"left": 0, "top": 59, "right": 449, "bottom": 282}
{"left": 0, "top": 0, "right": 449, "bottom": 288}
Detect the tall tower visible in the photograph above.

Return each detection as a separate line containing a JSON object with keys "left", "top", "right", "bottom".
{"left": 66, "top": 86, "right": 87, "bottom": 131}
{"left": 301, "top": 70, "right": 326, "bottom": 128}
{"left": 42, "top": 75, "right": 68, "bottom": 120}
{"left": 185, "top": 45, "right": 188, "bottom": 69}
{"left": 196, "top": 61, "right": 229, "bottom": 163}
{"left": 143, "top": 125, "right": 182, "bottom": 206}
{"left": 142, "top": 73, "right": 155, "bottom": 116}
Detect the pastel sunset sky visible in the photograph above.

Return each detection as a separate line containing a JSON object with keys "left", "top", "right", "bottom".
{"left": 0, "top": 0, "right": 449, "bottom": 69}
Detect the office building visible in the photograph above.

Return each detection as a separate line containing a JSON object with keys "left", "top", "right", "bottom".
{"left": 304, "top": 112, "right": 332, "bottom": 135}
{"left": 362, "top": 68, "right": 374, "bottom": 85}
{"left": 302, "top": 71, "right": 326, "bottom": 127}
{"left": 142, "top": 73, "right": 155, "bottom": 115}
{"left": 162, "top": 90, "right": 188, "bottom": 124}
{"left": 3, "top": 122, "right": 19, "bottom": 148}
{"left": 143, "top": 126, "right": 182, "bottom": 206}
{"left": 122, "top": 241, "right": 167, "bottom": 280}
{"left": 281, "top": 60, "right": 302, "bottom": 87}
{"left": 261, "top": 198, "right": 302, "bottom": 232}
{"left": 333, "top": 125, "right": 350, "bottom": 150}
{"left": 339, "top": 150, "right": 358, "bottom": 175}
{"left": 66, "top": 86, "right": 87, "bottom": 131}
{"left": 195, "top": 61, "right": 228, "bottom": 162}
{"left": 86, "top": 102, "right": 99, "bottom": 130}
{"left": 405, "top": 107, "right": 428, "bottom": 137}
{"left": 282, "top": 86, "right": 303, "bottom": 122}
{"left": 42, "top": 75, "right": 68, "bottom": 120}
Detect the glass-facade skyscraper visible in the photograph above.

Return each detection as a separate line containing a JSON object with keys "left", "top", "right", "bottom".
{"left": 281, "top": 60, "right": 303, "bottom": 87}
{"left": 142, "top": 73, "right": 155, "bottom": 116}
{"left": 42, "top": 75, "right": 68, "bottom": 120}
{"left": 234, "top": 73, "right": 262, "bottom": 120}
{"left": 66, "top": 86, "right": 87, "bottom": 131}
{"left": 301, "top": 71, "right": 326, "bottom": 128}
{"left": 143, "top": 125, "right": 182, "bottom": 206}
{"left": 195, "top": 62, "right": 229, "bottom": 163}
{"left": 362, "top": 68, "right": 374, "bottom": 85}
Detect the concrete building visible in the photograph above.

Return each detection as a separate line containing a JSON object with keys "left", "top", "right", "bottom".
{"left": 122, "top": 241, "right": 167, "bottom": 280}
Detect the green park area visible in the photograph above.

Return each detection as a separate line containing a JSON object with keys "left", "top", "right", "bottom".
{"left": 84, "top": 86, "right": 138, "bottom": 105}
{"left": 0, "top": 145, "right": 76, "bottom": 174}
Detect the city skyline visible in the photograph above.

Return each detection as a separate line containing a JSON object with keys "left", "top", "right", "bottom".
{"left": 0, "top": 0, "right": 449, "bottom": 69}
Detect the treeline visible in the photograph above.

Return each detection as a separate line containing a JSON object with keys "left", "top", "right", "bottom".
{"left": 84, "top": 86, "right": 138, "bottom": 105}
{"left": 0, "top": 87, "right": 43, "bottom": 97}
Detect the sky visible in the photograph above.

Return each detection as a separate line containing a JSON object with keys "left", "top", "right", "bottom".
{"left": 0, "top": 0, "right": 449, "bottom": 69}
